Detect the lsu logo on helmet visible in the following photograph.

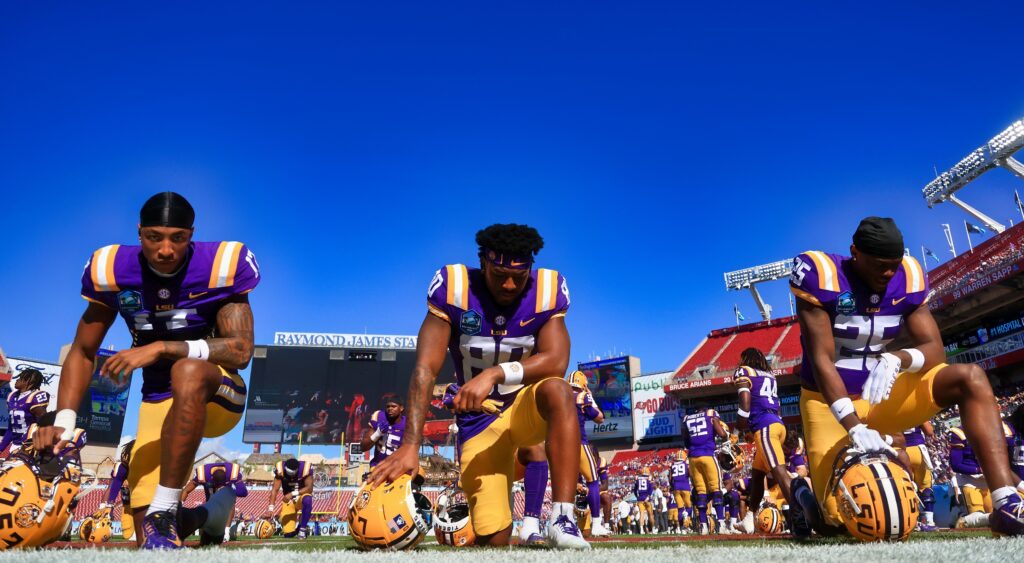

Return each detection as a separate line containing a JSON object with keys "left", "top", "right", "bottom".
{"left": 756, "top": 505, "right": 784, "bottom": 535}
{"left": 0, "top": 432, "right": 85, "bottom": 550}
{"left": 829, "top": 449, "right": 918, "bottom": 542}
{"left": 254, "top": 518, "right": 276, "bottom": 539}
{"left": 349, "top": 473, "right": 432, "bottom": 550}
{"left": 568, "top": 370, "right": 588, "bottom": 390}
{"left": 433, "top": 486, "right": 475, "bottom": 547}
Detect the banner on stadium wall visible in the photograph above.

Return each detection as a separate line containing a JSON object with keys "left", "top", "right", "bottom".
{"left": 6, "top": 352, "right": 133, "bottom": 446}
{"left": 631, "top": 372, "right": 683, "bottom": 442}
{"left": 578, "top": 357, "right": 639, "bottom": 443}
{"left": 929, "top": 259, "right": 1024, "bottom": 310}
{"left": 273, "top": 332, "right": 418, "bottom": 350}
{"left": 664, "top": 374, "right": 734, "bottom": 393}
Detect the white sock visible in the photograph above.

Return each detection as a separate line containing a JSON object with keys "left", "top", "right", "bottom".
{"left": 549, "top": 502, "right": 575, "bottom": 522}
{"left": 592, "top": 515, "right": 603, "bottom": 527}
{"left": 521, "top": 516, "right": 540, "bottom": 536}
{"left": 146, "top": 485, "right": 182, "bottom": 515}
{"left": 993, "top": 486, "right": 1020, "bottom": 509}
{"left": 925, "top": 511, "right": 935, "bottom": 526}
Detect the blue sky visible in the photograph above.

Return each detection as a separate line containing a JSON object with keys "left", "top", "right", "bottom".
{"left": 3, "top": 2, "right": 1024, "bottom": 459}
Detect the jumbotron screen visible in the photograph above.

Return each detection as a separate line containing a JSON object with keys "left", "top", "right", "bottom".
{"left": 577, "top": 356, "right": 639, "bottom": 444}
{"left": 243, "top": 346, "right": 455, "bottom": 445}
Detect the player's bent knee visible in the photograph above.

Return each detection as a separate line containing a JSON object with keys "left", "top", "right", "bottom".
{"left": 535, "top": 377, "right": 573, "bottom": 413}
{"left": 170, "top": 359, "right": 221, "bottom": 393}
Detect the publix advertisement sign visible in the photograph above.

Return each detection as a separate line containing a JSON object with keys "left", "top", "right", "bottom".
{"left": 631, "top": 371, "right": 683, "bottom": 443}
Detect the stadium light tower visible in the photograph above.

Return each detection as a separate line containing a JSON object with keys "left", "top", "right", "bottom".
{"left": 922, "top": 118, "right": 1024, "bottom": 233}
{"left": 723, "top": 258, "right": 795, "bottom": 321}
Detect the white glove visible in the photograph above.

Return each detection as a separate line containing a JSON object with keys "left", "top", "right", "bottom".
{"left": 862, "top": 353, "right": 901, "bottom": 405}
{"left": 848, "top": 423, "right": 897, "bottom": 456}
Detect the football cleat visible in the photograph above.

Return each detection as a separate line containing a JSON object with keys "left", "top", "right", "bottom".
{"left": 348, "top": 472, "right": 431, "bottom": 550}
{"left": 699, "top": 522, "right": 709, "bottom": 535}
{"left": 590, "top": 520, "right": 612, "bottom": 537}
{"left": 141, "top": 511, "right": 183, "bottom": 549}
{"left": 916, "top": 522, "right": 938, "bottom": 532}
{"left": 828, "top": 449, "right": 917, "bottom": 542}
{"left": 741, "top": 511, "right": 755, "bottom": 534}
{"left": 297, "top": 526, "right": 308, "bottom": 539}
{"left": 547, "top": 515, "right": 591, "bottom": 549}
{"left": 991, "top": 494, "right": 1024, "bottom": 536}
{"left": 521, "top": 532, "right": 548, "bottom": 547}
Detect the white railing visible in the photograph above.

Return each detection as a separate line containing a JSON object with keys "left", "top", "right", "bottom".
{"left": 950, "top": 332, "right": 1024, "bottom": 365}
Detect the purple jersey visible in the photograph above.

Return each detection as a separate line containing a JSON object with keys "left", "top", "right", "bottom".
{"left": 682, "top": 409, "right": 720, "bottom": 457}
{"left": 108, "top": 462, "right": 130, "bottom": 506}
{"left": 790, "top": 252, "right": 928, "bottom": 394}
{"left": 274, "top": 460, "right": 312, "bottom": 494}
{"left": 194, "top": 462, "right": 244, "bottom": 497}
{"left": 948, "top": 426, "right": 980, "bottom": 475}
{"left": 733, "top": 366, "right": 781, "bottom": 431}
{"left": 670, "top": 459, "right": 691, "bottom": 491}
{"left": 426, "top": 264, "right": 570, "bottom": 444}
{"left": 903, "top": 426, "right": 926, "bottom": 447}
{"left": 368, "top": 413, "right": 406, "bottom": 468}
{"left": 599, "top": 456, "right": 609, "bottom": 483}
{"left": 575, "top": 390, "right": 601, "bottom": 445}
{"left": 634, "top": 476, "right": 653, "bottom": 501}
{"left": 80, "top": 241, "right": 260, "bottom": 402}
{"left": 5, "top": 390, "right": 49, "bottom": 448}
{"left": 787, "top": 451, "right": 807, "bottom": 474}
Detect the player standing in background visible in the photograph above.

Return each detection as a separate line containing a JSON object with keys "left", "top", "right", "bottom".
{"left": 371, "top": 224, "right": 589, "bottom": 549}
{"left": 733, "top": 347, "right": 803, "bottom": 535}
{"left": 267, "top": 459, "right": 314, "bottom": 538}
{"left": 669, "top": 449, "right": 692, "bottom": 532}
{"left": 568, "top": 370, "right": 610, "bottom": 536}
{"left": 1010, "top": 405, "right": 1024, "bottom": 481}
{"left": 723, "top": 474, "right": 742, "bottom": 534}
{"left": 0, "top": 369, "right": 49, "bottom": 456}
{"left": 682, "top": 408, "right": 727, "bottom": 534}
{"left": 791, "top": 217, "right": 1024, "bottom": 537}
{"left": 35, "top": 192, "right": 258, "bottom": 548}
{"left": 99, "top": 439, "right": 136, "bottom": 541}
{"left": 598, "top": 456, "right": 612, "bottom": 531}
{"left": 633, "top": 467, "right": 654, "bottom": 533}
{"left": 902, "top": 423, "right": 937, "bottom": 531}
{"left": 360, "top": 397, "right": 407, "bottom": 470}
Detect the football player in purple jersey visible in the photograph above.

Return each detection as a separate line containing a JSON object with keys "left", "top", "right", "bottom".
{"left": 791, "top": 217, "right": 1024, "bottom": 537}
{"left": 360, "top": 396, "right": 407, "bottom": 469}
{"left": 901, "top": 423, "right": 937, "bottom": 531}
{"left": 734, "top": 347, "right": 802, "bottom": 534}
{"left": 0, "top": 369, "right": 49, "bottom": 456}
{"left": 36, "top": 192, "right": 259, "bottom": 548}
{"left": 371, "top": 224, "right": 588, "bottom": 549}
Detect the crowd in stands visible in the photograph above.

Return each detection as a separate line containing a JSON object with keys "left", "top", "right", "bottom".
{"left": 929, "top": 226, "right": 1024, "bottom": 299}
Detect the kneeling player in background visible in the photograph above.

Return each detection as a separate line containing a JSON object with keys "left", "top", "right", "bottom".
{"left": 181, "top": 461, "right": 249, "bottom": 545}
{"left": 267, "top": 459, "right": 313, "bottom": 538}
{"left": 902, "top": 423, "right": 937, "bottom": 531}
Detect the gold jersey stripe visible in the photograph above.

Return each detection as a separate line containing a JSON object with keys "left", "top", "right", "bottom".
{"left": 90, "top": 244, "right": 121, "bottom": 292}
{"left": 804, "top": 251, "right": 839, "bottom": 292}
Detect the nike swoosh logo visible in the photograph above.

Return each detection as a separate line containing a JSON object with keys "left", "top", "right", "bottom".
{"left": 519, "top": 317, "right": 536, "bottom": 327}
{"left": 189, "top": 291, "right": 209, "bottom": 299}
{"left": 892, "top": 296, "right": 907, "bottom": 305}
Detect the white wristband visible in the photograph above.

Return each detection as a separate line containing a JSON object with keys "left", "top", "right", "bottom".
{"left": 370, "top": 429, "right": 383, "bottom": 442}
{"left": 736, "top": 408, "right": 750, "bottom": 418}
{"left": 901, "top": 348, "right": 925, "bottom": 373}
{"left": 187, "top": 339, "right": 210, "bottom": 361}
{"left": 499, "top": 361, "right": 524, "bottom": 385}
{"left": 54, "top": 409, "right": 77, "bottom": 441}
{"left": 829, "top": 398, "right": 855, "bottom": 422}
{"left": 268, "top": 504, "right": 275, "bottom": 511}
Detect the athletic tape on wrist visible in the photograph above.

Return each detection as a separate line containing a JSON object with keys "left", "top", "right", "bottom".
{"left": 830, "top": 398, "right": 855, "bottom": 422}
{"left": 736, "top": 408, "right": 750, "bottom": 418}
{"left": 499, "top": 361, "right": 524, "bottom": 385}
{"left": 54, "top": 409, "right": 77, "bottom": 441}
{"left": 902, "top": 348, "right": 925, "bottom": 373}
{"left": 370, "top": 428, "right": 383, "bottom": 442}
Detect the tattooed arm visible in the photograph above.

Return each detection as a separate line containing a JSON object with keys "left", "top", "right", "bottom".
{"left": 165, "top": 294, "right": 255, "bottom": 369}
{"left": 101, "top": 294, "right": 256, "bottom": 377}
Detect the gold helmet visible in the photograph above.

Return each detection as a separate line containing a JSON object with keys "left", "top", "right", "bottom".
{"left": 674, "top": 449, "right": 687, "bottom": 461}
{"left": 255, "top": 518, "right": 276, "bottom": 539}
{"left": 568, "top": 370, "right": 589, "bottom": 390}
{"left": 79, "top": 514, "right": 112, "bottom": 544}
{"left": 0, "top": 431, "right": 85, "bottom": 550}
{"left": 349, "top": 473, "right": 431, "bottom": 550}
{"left": 716, "top": 444, "right": 739, "bottom": 472}
{"left": 433, "top": 487, "right": 475, "bottom": 547}
{"left": 756, "top": 505, "right": 784, "bottom": 535}
{"left": 829, "top": 449, "right": 918, "bottom": 542}
{"left": 640, "top": 466, "right": 651, "bottom": 476}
